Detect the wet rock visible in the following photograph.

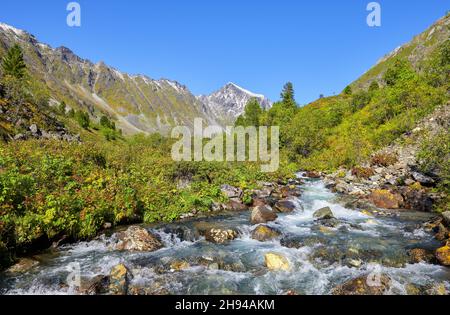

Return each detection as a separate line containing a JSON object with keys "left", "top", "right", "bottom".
{"left": 264, "top": 253, "right": 290, "bottom": 271}
{"left": 115, "top": 226, "right": 163, "bottom": 252}
{"left": 169, "top": 260, "right": 190, "bottom": 271}
{"left": 317, "top": 218, "right": 341, "bottom": 228}
{"left": 411, "top": 172, "right": 435, "bottom": 187}
{"left": 305, "top": 171, "right": 321, "bottom": 179}
{"left": 405, "top": 283, "right": 422, "bottom": 295}
{"left": 435, "top": 224, "right": 449, "bottom": 241}
{"left": 424, "top": 283, "right": 448, "bottom": 295}
{"left": 279, "top": 186, "right": 301, "bottom": 198}
{"left": 77, "top": 275, "right": 109, "bottom": 295}
{"left": 250, "top": 205, "right": 278, "bottom": 225}
{"left": 332, "top": 274, "right": 391, "bottom": 295}
{"left": 164, "top": 226, "right": 197, "bottom": 242}
{"left": 128, "top": 282, "right": 170, "bottom": 295}
{"left": 108, "top": 264, "right": 130, "bottom": 295}
{"left": 205, "top": 228, "right": 238, "bottom": 244}
{"left": 313, "top": 225, "right": 335, "bottom": 234}
{"left": 313, "top": 207, "right": 334, "bottom": 220}
{"left": 274, "top": 200, "right": 297, "bottom": 213}
{"left": 310, "top": 246, "right": 344, "bottom": 266}
{"left": 220, "top": 185, "right": 243, "bottom": 200}
{"left": 5, "top": 258, "right": 39, "bottom": 274}
{"left": 369, "top": 189, "right": 404, "bottom": 209}
{"left": 280, "top": 235, "right": 328, "bottom": 249}
{"left": 435, "top": 242, "right": 450, "bottom": 266}
{"left": 346, "top": 259, "right": 363, "bottom": 268}
{"left": 407, "top": 248, "right": 434, "bottom": 264}
{"left": 251, "top": 225, "right": 281, "bottom": 241}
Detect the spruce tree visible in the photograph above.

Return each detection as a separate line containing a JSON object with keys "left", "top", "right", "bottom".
{"left": 1, "top": 44, "right": 26, "bottom": 79}
{"left": 280, "top": 82, "right": 296, "bottom": 109}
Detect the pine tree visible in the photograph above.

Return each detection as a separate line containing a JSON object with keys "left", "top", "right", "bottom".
{"left": 1, "top": 44, "right": 26, "bottom": 79}
{"left": 280, "top": 82, "right": 296, "bottom": 108}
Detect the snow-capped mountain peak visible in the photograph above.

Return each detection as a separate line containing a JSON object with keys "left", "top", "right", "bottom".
{"left": 198, "top": 83, "right": 272, "bottom": 126}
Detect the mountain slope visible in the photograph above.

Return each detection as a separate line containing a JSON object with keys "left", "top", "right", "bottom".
{"left": 0, "top": 23, "right": 273, "bottom": 134}
{"left": 0, "top": 22, "right": 219, "bottom": 134}
{"left": 352, "top": 14, "right": 450, "bottom": 90}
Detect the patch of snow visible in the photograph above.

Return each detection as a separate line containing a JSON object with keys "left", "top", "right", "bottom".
{"left": 112, "top": 69, "right": 125, "bottom": 81}
{"left": 228, "top": 82, "right": 265, "bottom": 99}
{"left": 0, "top": 22, "right": 25, "bottom": 37}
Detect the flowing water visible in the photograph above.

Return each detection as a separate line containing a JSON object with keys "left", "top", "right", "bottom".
{"left": 1, "top": 177, "right": 449, "bottom": 295}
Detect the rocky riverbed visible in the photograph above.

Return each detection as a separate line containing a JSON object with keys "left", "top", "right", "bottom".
{"left": 1, "top": 175, "right": 449, "bottom": 295}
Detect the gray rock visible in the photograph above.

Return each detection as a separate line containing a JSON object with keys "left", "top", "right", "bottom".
{"left": 251, "top": 205, "right": 278, "bottom": 224}
{"left": 442, "top": 211, "right": 450, "bottom": 226}
{"left": 313, "top": 207, "right": 334, "bottom": 220}
{"left": 411, "top": 172, "right": 435, "bottom": 186}
{"left": 29, "top": 124, "right": 39, "bottom": 134}
{"left": 220, "top": 184, "right": 243, "bottom": 200}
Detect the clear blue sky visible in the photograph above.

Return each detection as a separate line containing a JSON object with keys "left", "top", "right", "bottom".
{"left": 0, "top": 0, "right": 448, "bottom": 104}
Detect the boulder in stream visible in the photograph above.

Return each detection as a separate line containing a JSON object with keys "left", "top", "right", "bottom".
{"left": 313, "top": 207, "right": 334, "bottom": 220}
{"left": 435, "top": 241, "right": 450, "bottom": 266}
{"left": 115, "top": 226, "right": 163, "bottom": 252}
{"left": 274, "top": 200, "right": 297, "bottom": 213}
{"left": 108, "top": 264, "right": 130, "bottom": 295}
{"left": 264, "top": 253, "right": 290, "bottom": 271}
{"left": 5, "top": 258, "right": 39, "bottom": 275}
{"left": 251, "top": 225, "right": 281, "bottom": 241}
{"left": 205, "top": 228, "right": 238, "bottom": 244}
{"left": 332, "top": 274, "right": 391, "bottom": 295}
{"left": 407, "top": 248, "right": 434, "bottom": 264}
{"left": 251, "top": 205, "right": 278, "bottom": 225}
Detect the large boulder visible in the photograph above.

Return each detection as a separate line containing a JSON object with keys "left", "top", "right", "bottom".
{"left": 251, "top": 225, "right": 281, "bottom": 241}
{"left": 274, "top": 200, "right": 297, "bottom": 213}
{"left": 205, "top": 228, "right": 238, "bottom": 244}
{"left": 251, "top": 206, "right": 278, "bottom": 225}
{"left": 435, "top": 242, "right": 450, "bottom": 266}
{"left": 332, "top": 274, "right": 391, "bottom": 295}
{"left": 108, "top": 264, "right": 130, "bottom": 295}
{"left": 115, "top": 226, "right": 163, "bottom": 252}
{"left": 369, "top": 190, "right": 404, "bottom": 209}
{"left": 313, "top": 207, "right": 334, "bottom": 220}
{"left": 264, "top": 253, "right": 290, "bottom": 271}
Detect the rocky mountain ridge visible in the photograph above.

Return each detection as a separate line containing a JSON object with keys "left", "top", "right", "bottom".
{"left": 0, "top": 22, "right": 270, "bottom": 134}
